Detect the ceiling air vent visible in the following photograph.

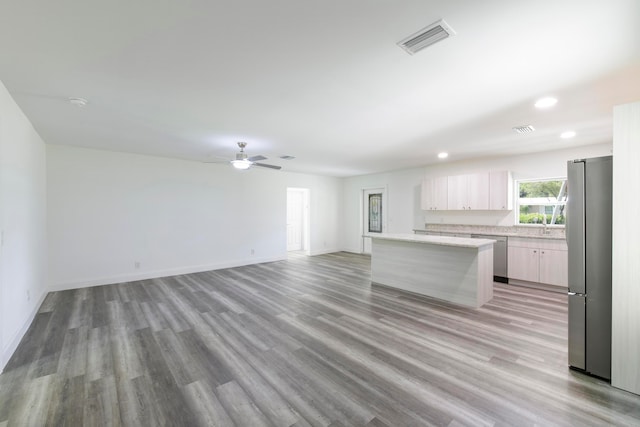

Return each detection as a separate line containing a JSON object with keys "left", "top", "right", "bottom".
{"left": 397, "top": 19, "right": 456, "bottom": 55}
{"left": 512, "top": 125, "right": 536, "bottom": 134}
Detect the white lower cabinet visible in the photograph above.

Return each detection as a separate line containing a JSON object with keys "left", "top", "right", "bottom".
{"left": 539, "top": 249, "right": 568, "bottom": 287}
{"left": 508, "top": 237, "right": 568, "bottom": 287}
{"left": 508, "top": 246, "right": 540, "bottom": 283}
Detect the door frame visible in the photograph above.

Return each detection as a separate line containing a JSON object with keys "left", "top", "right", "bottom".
{"left": 361, "top": 186, "right": 387, "bottom": 254}
{"left": 287, "top": 187, "right": 311, "bottom": 255}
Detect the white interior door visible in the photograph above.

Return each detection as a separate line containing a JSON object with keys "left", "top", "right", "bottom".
{"left": 362, "top": 188, "right": 385, "bottom": 254}
{"left": 287, "top": 188, "right": 304, "bottom": 251}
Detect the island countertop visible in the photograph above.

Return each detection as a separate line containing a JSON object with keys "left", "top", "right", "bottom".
{"left": 369, "top": 233, "right": 495, "bottom": 248}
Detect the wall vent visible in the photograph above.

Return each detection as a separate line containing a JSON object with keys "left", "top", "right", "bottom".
{"left": 512, "top": 125, "right": 536, "bottom": 134}
{"left": 397, "top": 19, "right": 456, "bottom": 55}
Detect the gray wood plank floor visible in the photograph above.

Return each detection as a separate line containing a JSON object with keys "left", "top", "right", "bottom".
{"left": 1, "top": 252, "right": 639, "bottom": 426}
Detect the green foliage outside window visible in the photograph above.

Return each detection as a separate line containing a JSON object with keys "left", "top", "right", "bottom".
{"left": 517, "top": 179, "right": 566, "bottom": 225}
{"left": 519, "top": 181, "right": 563, "bottom": 199}
{"left": 519, "top": 213, "right": 565, "bottom": 225}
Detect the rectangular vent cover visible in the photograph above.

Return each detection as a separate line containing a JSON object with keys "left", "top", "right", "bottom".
{"left": 512, "top": 125, "right": 536, "bottom": 134}
{"left": 397, "top": 19, "right": 456, "bottom": 55}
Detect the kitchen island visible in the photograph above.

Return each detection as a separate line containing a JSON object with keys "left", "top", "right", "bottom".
{"left": 370, "top": 233, "right": 495, "bottom": 308}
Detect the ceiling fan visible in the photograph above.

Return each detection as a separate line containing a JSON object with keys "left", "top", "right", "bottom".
{"left": 230, "top": 142, "right": 282, "bottom": 170}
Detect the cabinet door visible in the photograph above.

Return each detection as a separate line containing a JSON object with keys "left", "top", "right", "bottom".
{"left": 447, "top": 175, "right": 468, "bottom": 210}
{"left": 432, "top": 176, "right": 448, "bottom": 210}
{"left": 539, "top": 249, "right": 568, "bottom": 287}
{"left": 508, "top": 246, "right": 539, "bottom": 282}
{"left": 422, "top": 177, "right": 449, "bottom": 210}
{"left": 489, "top": 171, "right": 513, "bottom": 210}
{"left": 467, "top": 172, "right": 490, "bottom": 210}
{"left": 421, "top": 179, "right": 433, "bottom": 210}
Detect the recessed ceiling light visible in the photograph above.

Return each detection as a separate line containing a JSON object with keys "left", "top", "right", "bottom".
{"left": 560, "top": 131, "right": 576, "bottom": 139}
{"left": 535, "top": 97, "right": 558, "bottom": 109}
{"left": 68, "top": 97, "right": 88, "bottom": 107}
{"left": 438, "top": 152, "right": 448, "bottom": 159}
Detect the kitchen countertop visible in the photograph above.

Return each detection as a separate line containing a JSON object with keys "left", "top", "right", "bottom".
{"left": 413, "top": 228, "right": 566, "bottom": 240}
{"left": 369, "top": 233, "right": 496, "bottom": 248}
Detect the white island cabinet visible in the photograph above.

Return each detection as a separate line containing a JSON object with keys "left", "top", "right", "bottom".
{"left": 370, "top": 233, "right": 495, "bottom": 308}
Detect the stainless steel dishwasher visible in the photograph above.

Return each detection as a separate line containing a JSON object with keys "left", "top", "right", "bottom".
{"left": 471, "top": 234, "right": 508, "bottom": 283}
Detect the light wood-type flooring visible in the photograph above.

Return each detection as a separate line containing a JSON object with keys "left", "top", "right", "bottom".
{"left": 1, "top": 252, "right": 639, "bottom": 426}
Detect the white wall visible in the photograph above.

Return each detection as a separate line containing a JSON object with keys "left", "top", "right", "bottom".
{"left": 0, "top": 81, "right": 47, "bottom": 371}
{"left": 342, "top": 168, "right": 425, "bottom": 253}
{"left": 612, "top": 101, "right": 640, "bottom": 395}
{"left": 47, "top": 145, "right": 342, "bottom": 290}
{"left": 341, "top": 144, "right": 612, "bottom": 253}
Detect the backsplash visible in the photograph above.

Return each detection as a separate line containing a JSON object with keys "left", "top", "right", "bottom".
{"left": 422, "top": 223, "right": 566, "bottom": 239}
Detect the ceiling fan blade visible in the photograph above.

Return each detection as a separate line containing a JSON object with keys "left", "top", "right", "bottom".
{"left": 202, "top": 156, "right": 230, "bottom": 164}
{"left": 248, "top": 155, "right": 267, "bottom": 162}
{"left": 254, "top": 162, "right": 282, "bottom": 170}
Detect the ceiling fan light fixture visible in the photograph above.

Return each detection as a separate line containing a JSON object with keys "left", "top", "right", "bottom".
{"left": 229, "top": 141, "right": 282, "bottom": 170}
{"left": 231, "top": 159, "right": 252, "bottom": 170}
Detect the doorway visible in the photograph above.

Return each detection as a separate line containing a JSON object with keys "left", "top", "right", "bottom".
{"left": 362, "top": 187, "right": 386, "bottom": 254}
{"left": 287, "top": 188, "right": 310, "bottom": 255}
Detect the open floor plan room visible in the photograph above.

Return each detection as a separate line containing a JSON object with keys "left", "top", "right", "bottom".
{"left": 1, "top": 252, "right": 638, "bottom": 426}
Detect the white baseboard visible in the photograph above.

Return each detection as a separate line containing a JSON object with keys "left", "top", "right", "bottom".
{"left": 1, "top": 290, "right": 48, "bottom": 373}
{"left": 48, "top": 255, "right": 287, "bottom": 292}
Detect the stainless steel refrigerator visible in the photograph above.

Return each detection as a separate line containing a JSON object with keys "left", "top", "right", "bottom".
{"left": 566, "top": 155, "right": 612, "bottom": 380}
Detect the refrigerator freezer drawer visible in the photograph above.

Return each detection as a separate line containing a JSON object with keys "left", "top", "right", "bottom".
{"left": 568, "top": 294, "right": 586, "bottom": 370}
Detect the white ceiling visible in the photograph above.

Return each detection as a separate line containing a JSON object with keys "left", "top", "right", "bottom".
{"left": 1, "top": 0, "right": 639, "bottom": 177}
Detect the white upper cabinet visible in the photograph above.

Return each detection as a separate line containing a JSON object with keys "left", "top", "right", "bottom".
{"left": 423, "top": 170, "right": 511, "bottom": 211}
{"left": 446, "top": 175, "right": 467, "bottom": 210}
{"left": 489, "top": 171, "right": 513, "bottom": 210}
{"left": 421, "top": 177, "right": 448, "bottom": 210}
{"left": 447, "top": 172, "right": 489, "bottom": 210}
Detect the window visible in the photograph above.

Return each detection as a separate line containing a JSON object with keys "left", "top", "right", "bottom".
{"left": 516, "top": 178, "right": 567, "bottom": 225}
{"left": 368, "top": 193, "right": 382, "bottom": 232}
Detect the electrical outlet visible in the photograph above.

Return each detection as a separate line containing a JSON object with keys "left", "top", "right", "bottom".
{"left": 134, "top": 261, "right": 140, "bottom": 269}
{"left": 250, "top": 249, "right": 255, "bottom": 255}
{"left": 26, "top": 290, "right": 31, "bottom": 301}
